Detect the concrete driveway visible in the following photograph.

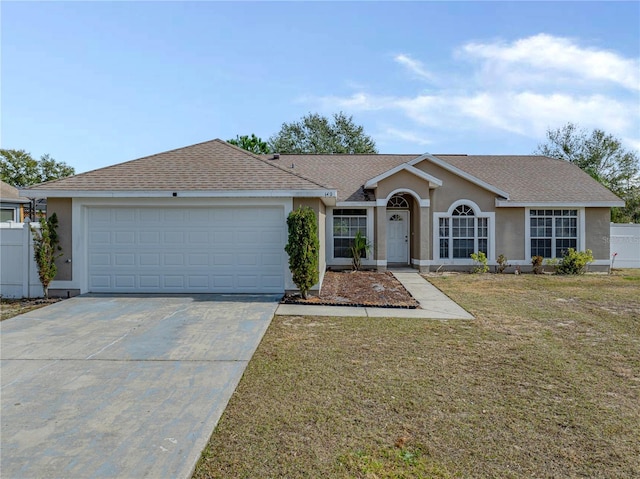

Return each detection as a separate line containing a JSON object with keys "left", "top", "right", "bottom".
{"left": 0, "top": 294, "right": 279, "bottom": 479}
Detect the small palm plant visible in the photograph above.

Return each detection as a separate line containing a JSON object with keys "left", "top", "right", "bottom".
{"left": 350, "top": 231, "right": 371, "bottom": 271}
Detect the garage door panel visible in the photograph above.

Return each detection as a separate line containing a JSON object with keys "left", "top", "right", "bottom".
{"left": 114, "top": 254, "right": 135, "bottom": 266}
{"left": 163, "top": 253, "right": 184, "bottom": 266}
{"left": 90, "top": 253, "right": 111, "bottom": 266}
{"left": 115, "top": 231, "right": 135, "bottom": 245}
{"left": 139, "top": 276, "right": 160, "bottom": 288}
{"left": 140, "top": 254, "right": 160, "bottom": 266}
{"left": 139, "top": 231, "right": 160, "bottom": 245}
{"left": 87, "top": 206, "right": 285, "bottom": 293}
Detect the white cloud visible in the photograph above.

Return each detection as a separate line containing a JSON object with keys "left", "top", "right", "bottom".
{"left": 379, "top": 127, "right": 433, "bottom": 146}
{"left": 462, "top": 33, "right": 640, "bottom": 92}
{"left": 394, "top": 54, "right": 436, "bottom": 82}
{"left": 306, "top": 34, "right": 639, "bottom": 152}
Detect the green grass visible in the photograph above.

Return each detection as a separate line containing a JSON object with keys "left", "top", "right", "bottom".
{"left": 193, "top": 270, "right": 640, "bottom": 478}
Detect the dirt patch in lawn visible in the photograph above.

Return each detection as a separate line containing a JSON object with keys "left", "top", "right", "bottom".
{"left": 1, "top": 298, "right": 65, "bottom": 321}
{"left": 282, "top": 270, "right": 419, "bottom": 308}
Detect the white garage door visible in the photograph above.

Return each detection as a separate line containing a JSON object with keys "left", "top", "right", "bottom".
{"left": 87, "top": 206, "right": 286, "bottom": 293}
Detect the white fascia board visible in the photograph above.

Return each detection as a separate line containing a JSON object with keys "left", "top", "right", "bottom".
{"left": 411, "top": 153, "right": 510, "bottom": 199}
{"left": 363, "top": 163, "right": 442, "bottom": 189}
{"left": 22, "top": 189, "right": 338, "bottom": 199}
{"left": 496, "top": 199, "right": 625, "bottom": 208}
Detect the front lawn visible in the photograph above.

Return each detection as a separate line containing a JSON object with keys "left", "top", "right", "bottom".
{"left": 193, "top": 271, "right": 640, "bottom": 478}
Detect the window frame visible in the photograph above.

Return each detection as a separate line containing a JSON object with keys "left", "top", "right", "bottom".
{"left": 327, "top": 207, "right": 374, "bottom": 265}
{"left": 0, "top": 207, "right": 17, "bottom": 222}
{"left": 527, "top": 208, "right": 582, "bottom": 259}
{"left": 433, "top": 200, "right": 495, "bottom": 264}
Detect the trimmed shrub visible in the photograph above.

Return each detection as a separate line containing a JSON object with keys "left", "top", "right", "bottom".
{"left": 496, "top": 254, "right": 509, "bottom": 274}
{"left": 470, "top": 251, "right": 489, "bottom": 274}
{"left": 557, "top": 248, "right": 594, "bottom": 275}
{"left": 284, "top": 207, "right": 319, "bottom": 298}
{"left": 531, "top": 255, "right": 544, "bottom": 274}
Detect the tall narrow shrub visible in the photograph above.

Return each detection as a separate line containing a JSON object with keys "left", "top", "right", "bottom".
{"left": 284, "top": 207, "right": 319, "bottom": 298}
{"left": 31, "top": 213, "right": 62, "bottom": 298}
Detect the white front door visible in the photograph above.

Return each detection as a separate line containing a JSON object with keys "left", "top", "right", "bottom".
{"left": 387, "top": 210, "right": 409, "bottom": 263}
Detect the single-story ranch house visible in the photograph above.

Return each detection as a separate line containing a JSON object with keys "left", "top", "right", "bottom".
{"left": 22, "top": 139, "right": 623, "bottom": 297}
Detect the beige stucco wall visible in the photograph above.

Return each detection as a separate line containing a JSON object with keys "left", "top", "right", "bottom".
{"left": 416, "top": 161, "right": 497, "bottom": 213}
{"left": 409, "top": 196, "right": 418, "bottom": 261}
{"left": 585, "top": 208, "right": 611, "bottom": 259}
{"left": 47, "top": 198, "right": 72, "bottom": 281}
{"left": 376, "top": 170, "right": 431, "bottom": 202}
{"left": 495, "top": 208, "right": 526, "bottom": 260}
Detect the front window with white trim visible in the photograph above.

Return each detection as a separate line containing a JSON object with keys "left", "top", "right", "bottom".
{"left": 439, "top": 204, "right": 488, "bottom": 259}
{"left": 333, "top": 209, "right": 367, "bottom": 258}
{"left": 530, "top": 209, "right": 577, "bottom": 258}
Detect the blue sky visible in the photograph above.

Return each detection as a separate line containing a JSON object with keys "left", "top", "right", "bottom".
{"left": 2, "top": 1, "right": 639, "bottom": 174}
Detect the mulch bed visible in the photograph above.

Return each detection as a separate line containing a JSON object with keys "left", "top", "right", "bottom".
{"left": 282, "top": 270, "right": 419, "bottom": 309}
{"left": 0, "top": 298, "right": 65, "bottom": 321}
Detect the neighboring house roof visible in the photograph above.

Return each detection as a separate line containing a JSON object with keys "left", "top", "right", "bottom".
{"left": 20, "top": 139, "right": 622, "bottom": 206}
{"left": 23, "top": 139, "right": 333, "bottom": 194}
{"left": 0, "top": 180, "right": 29, "bottom": 204}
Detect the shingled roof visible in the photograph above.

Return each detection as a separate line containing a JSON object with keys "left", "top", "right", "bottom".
{"left": 262, "top": 154, "right": 415, "bottom": 202}
{"left": 1, "top": 180, "right": 29, "bottom": 203}
{"left": 265, "top": 153, "right": 622, "bottom": 204}
{"left": 24, "top": 140, "right": 331, "bottom": 193}
{"left": 436, "top": 155, "right": 623, "bottom": 204}
{"left": 22, "top": 139, "right": 622, "bottom": 205}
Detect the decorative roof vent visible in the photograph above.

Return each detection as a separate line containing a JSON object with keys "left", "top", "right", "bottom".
{"left": 272, "top": 153, "right": 280, "bottom": 160}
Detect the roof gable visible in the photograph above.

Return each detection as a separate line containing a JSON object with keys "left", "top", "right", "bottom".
{"left": 364, "top": 163, "right": 442, "bottom": 189}
{"left": 410, "top": 154, "right": 510, "bottom": 199}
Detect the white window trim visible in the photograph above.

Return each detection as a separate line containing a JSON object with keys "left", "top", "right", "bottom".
{"left": 525, "top": 207, "right": 585, "bottom": 260}
{"left": 432, "top": 199, "right": 495, "bottom": 264}
{"left": 326, "top": 206, "right": 375, "bottom": 266}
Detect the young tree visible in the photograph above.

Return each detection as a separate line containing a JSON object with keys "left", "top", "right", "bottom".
{"left": 31, "top": 213, "right": 62, "bottom": 298}
{"left": 227, "top": 134, "right": 271, "bottom": 154}
{"left": 269, "top": 112, "right": 378, "bottom": 154}
{"left": 284, "top": 207, "right": 319, "bottom": 299}
{"left": 1, "top": 149, "right": 75, "bottom": 187}
{"left": 535, "top": 123, "right": 640, "bottom": 222}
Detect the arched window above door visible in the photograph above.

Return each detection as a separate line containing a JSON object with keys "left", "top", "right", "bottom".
{"left": 387, "top": 194, "right": 410, "bottom": 209}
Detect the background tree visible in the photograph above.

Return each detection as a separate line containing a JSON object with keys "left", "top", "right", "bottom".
{"left": 1, "top": 149, "right": 75, "bottom": 187}
{"left": 269, "top": 112, "right": 378, "bottom": 154}
{"left": 227, "top": 134, "right": 271, "bottom": 154}
{"left": 535, "top": 123, "right": 640, "bottom": 222}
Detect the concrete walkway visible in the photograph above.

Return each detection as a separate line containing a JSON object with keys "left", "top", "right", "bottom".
{"left": 276, "top": 271, "right": 474, "bottom": 319}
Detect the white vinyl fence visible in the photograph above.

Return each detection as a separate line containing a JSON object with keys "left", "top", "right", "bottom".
{"left": 0, "top": 221, "right": 44, "bottom": 298}
{"left": 610, "top": 223, "right": 640, "bottom": 269}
